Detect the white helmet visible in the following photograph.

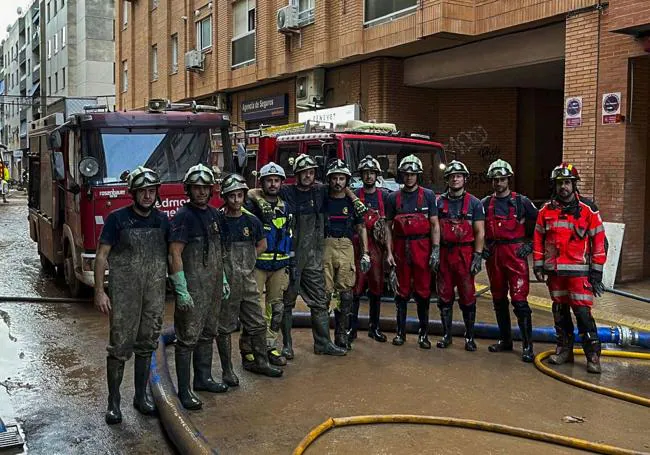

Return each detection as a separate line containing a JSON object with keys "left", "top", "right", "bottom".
{"left": 259, "top": 162, "right": 286, "bottom": 180}
{"left": 221, "top": 173, "right": 249, "bottom": 195}
{"left": 358, "top": 155, "right": 382, "bottom": 173}
{"left": 398, "top": 154, "right": 423, "bottom": 174}
{"left": 183, "top": 164, "right": 215, "bottom": 186}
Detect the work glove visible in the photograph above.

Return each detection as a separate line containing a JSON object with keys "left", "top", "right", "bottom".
{"left": 388, "top": 266, "right": 400, "bottom": 295}
{"left": 223, "top": 273, "right": 231, "bottom": 300}
{"left": 256, "top": 198, "right": 275, "bottom": 223}
{"left": 533, "top": 266, "right": 545, "bottom": 283}
{"left": 169, "top": 271, "right": 194, "bottom": 311}
{"left": 360, "top": 252, "right": 371, "bottom": 273}
{"left": 429, "top": 244, "right": 440, "bottom": 273}
{"left": 287, "top": 256, "right": 298, "bottom": 283}
{"left": 589, "top": 269, "right": 606, "bottom": 298}
{"left": 470, "top": 251, "right": 483, "bottom": 276}
{"left": 352, "top": 198, "right": 368, "bottom": 217}
{"left": 516, "top": 241, "right": 533, "bottom": 259}
{"left": 481, "top": 244, "right": 492, "bottom": 260}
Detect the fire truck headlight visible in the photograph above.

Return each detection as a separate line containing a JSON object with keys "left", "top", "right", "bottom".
{"left": 439, "top": 163, "right": 447, "bottom": 170}
{"left": 79, "top": 157, "right": 100, "bottom": 178}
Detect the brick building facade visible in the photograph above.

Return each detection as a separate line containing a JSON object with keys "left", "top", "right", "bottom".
{"left": 116, "top": 0, "right": 650, "bottom": 282}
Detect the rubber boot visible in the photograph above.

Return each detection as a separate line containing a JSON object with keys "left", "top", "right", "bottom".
{"left": 280, "top": 307, "right": 294, "bottom": 360}
{"left": 462, "top": 304, "right": 477, "bottom": 352}
{"left": 340, "top": 292, "right": 353, "bottom": 350}
{"left": 513, "top": 301, "right": 534, "bottom": 363}
{"left": 175, "top": 349, "right": 202, "bottom": 410}
{"left": 415, "top": 295, "right": 431, "bottom": 349}
{"left": 216, "top": 334, "right": 240, "bottom": 387}
{"left": 105, "top": 357, "right": 125, "bottom": 425}
{"left": 334, "top": 310, "right": 348, "bottom": 350}
{"left": 488, "top": 299, "right": 513, "bottom": 353}
{"left": 367, "top": 295, "right": 387, "bottom": 342}
{"left": 348, "top": 297, "right": 361, "bottom": 341}
{"left": 311, "top": 308, "right": 347, "bottom": 356}
{"left": 244, "top": 334, "right": 283, "bottom": 377}
{"left": 392, "top": 297, "right": 407, "bottom": 346}
{"left": 583, "top": 333, "right": 602, "bottom": 374}
{"left": 133, "top": 355, "right": 156, "bottom": 415}
{"left": 436, "top": 304, "right": 453, "bottom": 349}
{"left": 549, "top": 303, "right": 574, "bottom": 365}
{"left": 268, "top": 348, "right": 287, "bottom": 366}
{"left": 193, "top": 342, "right": 229, "bottom": 393}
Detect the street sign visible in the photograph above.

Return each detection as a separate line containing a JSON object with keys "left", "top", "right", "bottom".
{"left": 565, "top": 96, "right": 582, "bottom": 127}
{"left": 602, "top": 92, "right": 622, "bottom": 124}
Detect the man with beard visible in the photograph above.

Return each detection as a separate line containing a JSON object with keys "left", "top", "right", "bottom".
{"left": 218, "top": 173, "right": 283, "bottom": 379}
{"left": 349, "top": 155, "right": 388, "bottom": 343}
{"left": 242, "top": 162, "right": 293, "bottom": 366}
{"left": 168, "top": 164, "right": 229, "bottom": 410}
{"left": 384, "top": 155, "right": 440, "bottom": 349}
{"left": 248, "top": 154, "right": 367, "bottom": 357}
{"left": 435, "top": 160, "right": 485, "bottom": 352}
{"left": 533, "top": 163, "right": 607, "bottom": 374}
{"left": 95, "top": 166, "right": 169, "bottom": 424}
{"left": 481, "top": 159, "right": 538, "bottom": 362}
{"left": 323, "top": 159, "right": 369, "bottom": 351}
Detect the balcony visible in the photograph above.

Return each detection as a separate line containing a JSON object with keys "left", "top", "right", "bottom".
{"left": 18, "top": 17, "right": 25, "bottom": 33}
{"left": 20, "top": 78, "right": 27, "bottom": 92}
{"left": 19, "top": 48, "right": 27, "bottom": 65}
{"left": 31, "top": 3, "right": 39, "bottom": 23}
{"left": 32, "top": 67, "right": 40, "bottom": 84}
{"left": 20, "top": 109, "right": 27, "bottom": 122}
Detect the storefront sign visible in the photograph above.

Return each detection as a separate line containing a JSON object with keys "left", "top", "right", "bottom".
{"left": 298, "top": 104, "right": 360, "bottom": 126}
{"left": 602, "top": 92, "right": 622, "bottom": 124}
{"left": 241, "top": 95, "right": 288, "bottom": 121}
{"left": 564, "top": 97, "right": 582, "bottom": 127}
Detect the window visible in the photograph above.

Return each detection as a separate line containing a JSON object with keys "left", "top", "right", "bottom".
{"left": 62, "top": 26, "right": 66, "bottom": 48}
{"left": 47, "top": 2, "right": 50, "bottom": 22}
{"left": 121, "top": 60, "right": 128, "bottom": 92}
{"left": 61, "top": 0, "right": 64, "bottom": 6}
{"left": 48, "top": 76, "right": 51, "bottom": 95}
{"left": 53, "top": 0, "right": 57, "bottom": 15}
{"left": 170, "top": 34, "right": 178, "bottom": 73}
{"left": 62, "top": 67, "right": 66, "bottom": 89}
{"left": 122, "top": 0, "right": 128, "bottom": 27}
{"left": 364, "top": 0, "right": 417, "bottom": 25}
{"left": 196, "top": 16, "right": 212, "bottom": 51}
{"left": 151, "top": 45, "right": 158, "bottom": 80}
{"left": 55, "top": 72, "right": 58, "bottom": 92}
{"left": 54, "top": 33, "right": 58, "bottom": 54}
{"left": 297, "top": 0, "right": 315, "bottom": 24}
{"left": 47, "top": 39, "right": 51, "bottom": 59}
{"left": 232, "top": 0, "right": 255, "bottom": 68}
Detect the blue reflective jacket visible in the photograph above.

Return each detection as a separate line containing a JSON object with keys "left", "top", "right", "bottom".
{"left": 256, "top": 199, "right": 292, "bottom": 271}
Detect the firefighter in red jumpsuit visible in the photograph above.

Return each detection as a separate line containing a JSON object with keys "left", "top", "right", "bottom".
{"left": 533, "top": 163, "right": 607, "bottom": 374}
{"left": 435, "top": 160, "right": 485, "bottom": 352}
{"left": 350, "top": 156, "right": 388, "bottom": 343}
{"left": 482, "top": 159, "right": 538, "bottom": 362}
{"left": 385, "top": 155, "right": 440, "bottom": 349}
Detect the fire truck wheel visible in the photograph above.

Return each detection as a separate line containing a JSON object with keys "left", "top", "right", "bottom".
{"left": 63, "top": 251, "right": 84, "bottom": 298}
{"left": 39, "top": 253, "right": 56, "bottom": 276}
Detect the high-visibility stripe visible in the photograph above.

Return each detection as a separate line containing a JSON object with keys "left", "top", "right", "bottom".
{"left": 550, "top": 290, "right": 568, "bottom": 297}
{"left": 551, "top": 220, "right": 574, "bottom": 229}
{"left": 533, "top": 260, "right": 544, "bottom": 267}
{"left": 258, "top": 253, "right": 290, "bottom": 261}
{"left": 556, "top": 264, "right": 590, "bottom": 271}
{"left": 588, "top": 225, "right": 604, "bottom": 236}
{"left": 570, "top": 292, "right": 593, "bottom": 302}
{"left": 591, "top": 263, "right": 604, "bottom": 271}
{"left": 535, "top": 224, "right": 545, "bottom": 234}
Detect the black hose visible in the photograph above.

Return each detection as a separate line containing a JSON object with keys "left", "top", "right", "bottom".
{"left": 606, "top": 288, "right": 650, "bottom": 304}
{"left": 0, "top": 295, "right": 91, "bottom": 304}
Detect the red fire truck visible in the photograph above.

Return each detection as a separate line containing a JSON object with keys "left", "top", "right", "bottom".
{"left": 27, "top": 100, "right": 234, "bottom": 296}
{"left": 232, "top": 120, "right": 448, "bottom": 192}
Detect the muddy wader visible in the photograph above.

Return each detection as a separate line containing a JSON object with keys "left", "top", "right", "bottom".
{"left": 284, "top": 204, "right": 346, "bottom": 356}
{"left": 174, "top": 214, "right": 228, "bottom": 410}
{"left": 106, "top": 224, "right": 167, "bottom": 424}
{"left": 220, "top": 235, "right": 283, "bottom": 379}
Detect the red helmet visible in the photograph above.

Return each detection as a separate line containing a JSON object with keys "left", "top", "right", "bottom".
{"left": 550, "top": 162, "right": 580, "bottom": 181}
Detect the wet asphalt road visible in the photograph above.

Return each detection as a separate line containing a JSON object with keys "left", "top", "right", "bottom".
{"left": 1, "top": 193, "right": 650, "bottom": 455}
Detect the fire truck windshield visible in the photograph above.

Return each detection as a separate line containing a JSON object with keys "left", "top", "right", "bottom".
{"left": 83, "top": 128, "right": 211, "bottom": 184}
{"left": 344, "top": 139, "right": 446, "bottom": 193}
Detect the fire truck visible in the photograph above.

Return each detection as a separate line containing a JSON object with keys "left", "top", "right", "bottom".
{"left": 27, "top": 100, "right": 234, "bottom": 296}
{"left": 231, "top": 120, "right": 448, "bottom": 192}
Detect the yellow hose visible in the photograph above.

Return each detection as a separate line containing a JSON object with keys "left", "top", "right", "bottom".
{"left": 534, "top": 349, "right": 650, "bottom": 407}
{"left": 293, "top": 414, "right": 647, "bottom": 455}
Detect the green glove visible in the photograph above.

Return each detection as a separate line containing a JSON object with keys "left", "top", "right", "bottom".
{"left": 223, "top": 273, "right": 231, "bottom": 300}
{"left": 256, "top": 198, "right": 275, "bottom": 223}
{"left": 169, "top": 271, "right": 194, "bottom": 311}
{"left": 352, "top": 198, "right": 368, "bottom": 217}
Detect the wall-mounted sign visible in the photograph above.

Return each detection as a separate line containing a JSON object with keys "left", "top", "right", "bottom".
{"left": 298, "top": 104, "right": 360, "bottom": 126}
{"left": 565, "top": 96, "right": 582, "bottom": 127}
{"left": 602, "top": 92, "right": 622, "bottom": 124}
{"left": 241, "top": 94, "right": 288, "bottom": 121}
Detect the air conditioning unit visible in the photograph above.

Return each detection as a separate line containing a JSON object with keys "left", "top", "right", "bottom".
{"left": 214, "top": 92, "right": 228, "bottom": 111}
{"left": 184, "top": 49, "right": 204, "bottom": 72}
{"left": 277, "top": 5, "right": 299, "bottom": 33}
{"left": 296, "top": 68, "right": 325, "bottom": 109}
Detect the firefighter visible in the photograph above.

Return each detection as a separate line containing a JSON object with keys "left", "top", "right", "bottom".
{"left": 241, "top": 162, "right": 293, "bottom": 366}
{"left": 533, "top": 163, "right": 607, "bottom": 374}
{"left": 385, "top": 155, "right": 440, "bottom": 348}
{"left": 323, "top": 159, "right": 370, "bottom": 350}
{"left": 350, "top": 155, "right": 388, "bottom": 343}
{"left": 435, "top": 160, "right": 485, "bottom": 352}
{"left": 218, "top": 173, "right": 283, "bottom": 379}
{"left": 248, "top": 154, "right": 367, "bottom": 357}
{"left": 94, "top": 166, "right": 169, "bottom": 424}
{"left": 0, "top": 160, "right": 9, "bottom": 203}
{"left": 168, "top": 164, "right": 229, "bottom": 411}
{"left": 481, "top": 159, "right": 538, "bottom": 362}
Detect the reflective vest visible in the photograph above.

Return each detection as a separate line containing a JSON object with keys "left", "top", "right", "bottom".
{"left": 256, "top": 199, "right": 292, "bottom": 271}
{"left": 485, "top": 192, "right": 526, "bottom": 243}
{"left": 439, "top": 192, "right": 475, "bottom": 246}
{"left": 532, "top": 196, "right": 606, "bottom": 276}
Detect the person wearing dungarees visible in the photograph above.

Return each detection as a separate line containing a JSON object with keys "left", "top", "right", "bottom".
{"left": 94, "top": 166, "right": 169, "bottom": 424}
